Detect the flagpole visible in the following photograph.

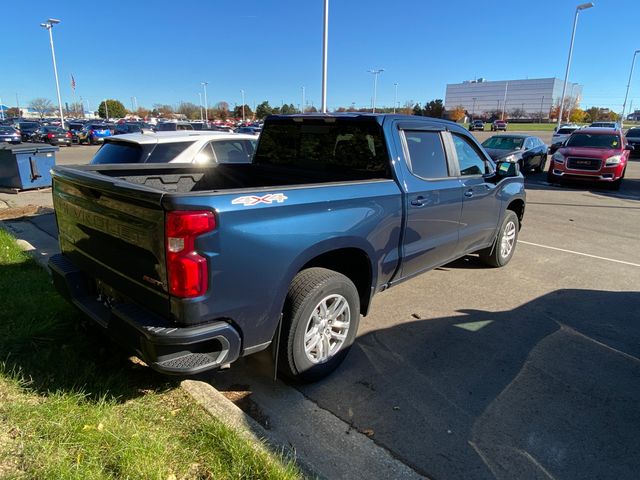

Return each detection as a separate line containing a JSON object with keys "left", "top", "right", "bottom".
{"left": 71, "top": 75, "right": 77, "bottom": 117}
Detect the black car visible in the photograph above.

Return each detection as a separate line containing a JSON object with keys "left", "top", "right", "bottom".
{"left": 114, "top": 123, "right": 145, "bottom": 135}
{"left": 468, "top": 120, "right": 484, "bottom": 131}
{"left": 481, "top": 134, "right": 548, "bottom": 173}
{"left": 33, "top": 126, "right": 72, "bottom": 146}
{"left": 16, "top": 121, "right": 40, "bottom": 141}
{"left": 625, "top": 127, "right": 640, "bottom": 157}
{"left": 0, "top": 126, "right": 22, "bottom": 144}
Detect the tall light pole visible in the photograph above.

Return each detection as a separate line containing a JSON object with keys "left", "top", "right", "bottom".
{"left": 557, "top": 2, "right": 594, "bottom": 128}
{"left": 40, "top": 18, "right": 64, "bottom": 127}
{"left": 621, "top": 49, "right": 640, "bottom": 129}
{"left": 241, "top": 89, "right": 246, "bottom": 122}
{"left": 321, "top": 0, "right": 328, "bottom": 113}
{"left": 198, "top": 92, "right": 203, "bottom": 122}
{"left": 368, "top": 69, "right": 384, "bottom": 113}
{"left": 201, "top": 82, "right": 209, "bottom": 123}
{"left": 301, "top": 86, "right": 306, "bottom": 113}
{"left": 501, "top": 81, "right": 509, "bottom": 121}
{"left": 393, "top": 83, "right": 398, "bottom": 114}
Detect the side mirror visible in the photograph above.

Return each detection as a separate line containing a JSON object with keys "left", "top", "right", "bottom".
{"left": 496, "top": 160, "right": 519, "bottom": 177}
{"left": 625, "top": 144, "right": 634, "bottom": 151}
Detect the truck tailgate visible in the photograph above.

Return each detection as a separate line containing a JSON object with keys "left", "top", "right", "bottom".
{"left": 52, "top": 166, "right": 170, "bottom": 316}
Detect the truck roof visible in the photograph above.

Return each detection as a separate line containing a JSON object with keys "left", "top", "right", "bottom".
{"left": 265, "top": 112, "right": 463, "bottom": 129}
{"left": 105, "top": 131, "right": 255, "bottom": 145}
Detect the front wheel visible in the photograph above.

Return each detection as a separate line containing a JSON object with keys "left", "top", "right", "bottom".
{"left": 278, "top": 268, "right": 360, "bottom": 383}
{"left": 479, "top": 210, "right": 519, "bottom": 268}
{"left": 534, "top": 154, "right": 546, "bottom": 173}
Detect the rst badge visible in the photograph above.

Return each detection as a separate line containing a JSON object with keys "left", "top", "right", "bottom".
{"left": 232, "top": 193, "right": 288, "bottom": 206}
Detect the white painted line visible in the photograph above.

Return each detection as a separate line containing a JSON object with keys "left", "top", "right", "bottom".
{"left": 519, "top": 240, "right": 640, "bottom": 268}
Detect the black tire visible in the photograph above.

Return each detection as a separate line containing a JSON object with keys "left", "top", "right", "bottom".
{"left": 278, "top": 267, "right": 360, "bottom": 383}
{"left": 609, "top": 168, "right": 625, "bottom": 190}
{"left": 479, "top": 210, "right": 519, "bottom": 268}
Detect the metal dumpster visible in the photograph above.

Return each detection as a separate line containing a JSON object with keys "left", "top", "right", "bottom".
{"left": 0, "top": 143, "right": 58, "bottom": 190}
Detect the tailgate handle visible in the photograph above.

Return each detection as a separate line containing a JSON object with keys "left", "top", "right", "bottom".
{"left": 29, "top": 156, "right": 41, "bottom": 181}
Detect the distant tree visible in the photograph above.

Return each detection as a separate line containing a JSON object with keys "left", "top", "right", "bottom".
{"left": 68, "top": 102, "right": 84, "bottom": 116}
{"left": 412, "top": 103, "right": 423, "bottom": 116}
{"left": 256, "top": 101, "right": 273, "bottom": 119}
{"left": 152, "top": 104, "right": 174, "bottom": 118}
{"left": 6, "top": 107, "right": 20, "bottom": 117}
{"left": 233, "top": 104, "right": 253, "bottom": 119}
{"left": 134, "top": 107, "right": 150, "bottom": 119}
{"left": 177, "top": 102, "right": 200, "bottom": 120}
{"left": 213, "top": 101, "right": 229, "bottom": 121}
{"left": 607, "top": 111, "right": 620, "bottom": 121}
{"left": 398, "top": 101, "right": 414, "bottom": 115}
{"left": 569, "top": 108, "right": 586, "bottom": 123}
{"left": 448, "top": 105, "right": 466, "bottom": 122}
{"left": 306, "top": 105, "right": 318, "bottom": 113}
{"left": 280, "top": 103, "right": 297, "bottom": 115}
{"left": 98, "top": 99, "right": 126, "bottom": 119}
{"left": 584, "top": 106, "right": 599, "bottom": 123}
{"left": 29, "top": 98, "right": 54, "bottom": 118}
{"left": 510, "top": 108, "right": 526, "bottom": 119}
{"left": 423, "top": 99, "right": 445, "bottom": 118}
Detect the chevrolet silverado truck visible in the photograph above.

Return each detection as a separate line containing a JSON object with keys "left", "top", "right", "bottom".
{"left": 49, "top": 114, "right": 526, "bottom": 382}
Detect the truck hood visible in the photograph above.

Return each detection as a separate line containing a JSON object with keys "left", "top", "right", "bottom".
{"left": 558, "top": 146, "right": 619, "bottom": 158}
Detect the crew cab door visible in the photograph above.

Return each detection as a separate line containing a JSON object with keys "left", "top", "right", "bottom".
{"left": 398, "top": 128, "right": 463, "bottom": 278}
{"left": 449, "top": 132, "right": 501, "bottom": 254}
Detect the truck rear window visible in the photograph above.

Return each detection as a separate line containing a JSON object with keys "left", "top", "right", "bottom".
{"left": 254, "top": 118, "right": 390, "bottom": 177}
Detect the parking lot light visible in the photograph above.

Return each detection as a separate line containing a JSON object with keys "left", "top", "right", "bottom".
{"left": 557, "top": 2, "right": 594, "bottom": 128}
{"left": 40, "top": 18, "right": 65, "bottom": 128}
{"left": 201, "top": 82, "right": 209, "bottom": 124}
{"left": 620, "top": 50, "right": 640, "bottom": 129}
{"left": 368, "top": 69, "right": 384, "bottom": 113}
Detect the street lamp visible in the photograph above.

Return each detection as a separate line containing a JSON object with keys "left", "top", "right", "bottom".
{"left": 201, "top": 82, "right": 209, "bottom": 123}
{"left": 321, "top": 0, "right": 328, "bottom": 113}
{"left": 621, "top": 49, "right": 640, "bottom": 129}
{"left": 198, "top": 92, "right": 203, "bottom": 122}
{"left": 241, "top": 89, "right": 245, "bottom": 122}
{"left": 393, "top": 83, "right": 398, "bottom": 114}
{"left": 368, "top": 69, "right": 384, "bottom": 113}
{"left": 557, "top": 2, "right": 594, "bottom": 128}
{"left": 40, "top": 18, "right": 65, "bottom": 127}
{"left": 301, "top": 86, "right": 306, "bottom": 114}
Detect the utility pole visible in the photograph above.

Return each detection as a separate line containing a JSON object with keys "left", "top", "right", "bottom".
{"left": 368, "top": 69, "right": 384, "bottom": 113}
{"left": 198, "top": 92, "right": 203, "bottom": 122}
{"left": 301, "top": 86, "right": 306, "bottom": 113}
{"left": 241, "top": 89, "right": 246, "bottom": 122}
{"left": 321, "top": 0, "right": 328, "bottom": 113}
{"left": 40, "top": 18, "right": 64, "bottom": 127}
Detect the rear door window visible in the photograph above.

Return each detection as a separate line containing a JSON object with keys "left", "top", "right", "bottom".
{"left": 403, "top": 131, "right": 449, "bottom": 179}
{"left": 211, "top": 139, "right": 256, "bottom": 163}
{"left": 146, "top": 141, "right": 193, "bottom": 163}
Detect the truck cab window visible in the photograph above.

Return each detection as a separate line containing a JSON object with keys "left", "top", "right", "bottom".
{"left": 452, "top": 134, "right": 487, "bottom": 176}
{"left": 403, "top": 131, "right": 449, "bottom": 179}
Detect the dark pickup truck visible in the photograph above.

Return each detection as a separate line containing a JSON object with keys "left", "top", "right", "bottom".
{"left": 49, "top": 114, "right": 526, "bottom": 382}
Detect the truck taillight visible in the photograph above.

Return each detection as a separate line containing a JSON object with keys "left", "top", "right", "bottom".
{"left": 165, "top": 211, "right": 215, "bottom": 298}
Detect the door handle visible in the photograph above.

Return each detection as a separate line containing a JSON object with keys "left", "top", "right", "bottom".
{"left": 464, "top": 189, "right": 474, "bottom": 198}
{"left": 411, "top": 196, "right": 425, "bottom": 207}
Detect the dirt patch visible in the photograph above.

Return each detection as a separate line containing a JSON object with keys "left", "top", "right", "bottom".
{"left": 0, "top": 205, "right": 54, "bottom": 221}
{"left": 220, "top": 385, "right": 271, "bottom": 429}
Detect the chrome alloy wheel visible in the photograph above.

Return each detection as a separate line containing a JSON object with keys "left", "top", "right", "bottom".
{"left": 303, "top": 294, "right": 351, "bottom": 364}
{"left": 501, "top": 220, "right": 517, "bottom": 258}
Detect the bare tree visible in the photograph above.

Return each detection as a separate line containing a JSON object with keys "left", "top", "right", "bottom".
{"left": 29, "top": 98, "right": 54, "bottom": 118}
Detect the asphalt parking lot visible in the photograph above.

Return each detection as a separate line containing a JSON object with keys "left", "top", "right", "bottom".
{"left": 3, "top": 137, "right": 639, "bottom": 479}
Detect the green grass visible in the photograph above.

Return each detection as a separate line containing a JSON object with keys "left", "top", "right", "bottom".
{"left": 0, "top": 228, "right": 301, "bottom": 480}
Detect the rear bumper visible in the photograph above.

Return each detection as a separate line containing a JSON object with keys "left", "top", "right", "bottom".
{"left": 49, "top": 253, "right": 241, "bottom": 375}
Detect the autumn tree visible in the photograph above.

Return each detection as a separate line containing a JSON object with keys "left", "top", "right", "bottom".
{"left": 214, "top": 101, "right": 229, "bottom": 121}
{"left": 177, "top": 102, "right": 200, "bottom": 120}
{"left": 448, "top": 105, "right": 466, "bottom": 122}
{"left": 6, "top": 107, "right": 20, "bottom": 117}
{"left": 569, "top": 108, "right": 586, "bottom": 123}
{"left": 233, "top": 104, "right": 253, "bottom": 119}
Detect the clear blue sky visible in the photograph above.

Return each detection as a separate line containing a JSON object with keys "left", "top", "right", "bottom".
{"left": 2, "top": 0, "right": 639, "bottom": 112}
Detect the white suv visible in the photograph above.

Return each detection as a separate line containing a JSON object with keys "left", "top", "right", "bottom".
{"left": 90, "top": 131, "right": 257, "bottom": 165}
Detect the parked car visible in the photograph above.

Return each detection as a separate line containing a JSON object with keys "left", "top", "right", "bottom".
{"left": 589, "top": 121, "right": 619, "bottom": 129}
{"left": 235, "top": 126, "right": 261, "bottom": 135}
{"left": 49, "top": 113, "right": 525, "bottom": 381}
{"left": 548, "top": 128, "right": 631, "bottom": 190}
{"left": 550, "top": 125, "right": 581, "bottom": 154}
{"left": 114, "top": 123, "right": 144, "bottom": 135}
{"left": 481, "top": 134, "right": 548, "bottom": 173}
{"left": 90, "top": 131, "right": 258, "bottom": 165}
{"left": 468, "top": 120, "right": 484, "bottom": 131}
{"left": 0, "top": 126, "right": 22, "bottom": 144}
{"left": 32, "top": 126, "right": 72, "bottom": 146}
{"left": 155, "top": 121, "right": 194, "bottom": 132}
{"left": 16, "top": 121, "right": 40, "bottom": 142}
{"left": 624, "top": 127, "right": 640, "bottom": 157}
{"left": 491, "top": 120, "right": 507, "bottom": 131}
{"left": 78, "top": 124, "right": 112, "bottom": 145}
{"left": 67, "top": 122, "right": 85, "bottom": 144}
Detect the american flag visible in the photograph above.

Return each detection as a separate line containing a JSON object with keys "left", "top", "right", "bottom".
{"left": 71, "top": 74, "right": 76, "bottom": 91}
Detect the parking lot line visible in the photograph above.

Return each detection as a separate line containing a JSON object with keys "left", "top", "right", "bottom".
{"left": 519, "top": 240, "right": 640, "bottom": 268}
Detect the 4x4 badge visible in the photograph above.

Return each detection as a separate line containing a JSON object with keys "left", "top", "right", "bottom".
{"left": 232, "top": 193, "right": 288, "bottom": 206}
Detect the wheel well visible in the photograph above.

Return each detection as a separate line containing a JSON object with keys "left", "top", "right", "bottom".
{"left": 507, "top": 199, "right": 525, "bottom": 225}
{"left": 300, "top": 248, "right": 373, "bottom": 315}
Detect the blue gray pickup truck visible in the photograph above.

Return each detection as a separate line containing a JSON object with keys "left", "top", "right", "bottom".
{"left": 49, "top": 114, "right": 525, "bottom": 382}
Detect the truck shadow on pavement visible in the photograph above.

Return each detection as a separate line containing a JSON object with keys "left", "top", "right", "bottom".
{"left": 297, "top": 289, "right": 640, "bottom": 480}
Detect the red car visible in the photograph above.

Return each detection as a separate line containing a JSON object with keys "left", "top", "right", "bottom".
{"left": 547, "top": 128, "right": 632, "bottom": 190}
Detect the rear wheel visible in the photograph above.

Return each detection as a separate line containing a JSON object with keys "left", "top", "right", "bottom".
{"left": 278, "top": 268, "right": 360, "bottom": 383}
{"left": 479, "top": 210, "right": 519, "bottom": 268}
{"left": 534, "top": 154, "right": 546, "bottom": 173}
